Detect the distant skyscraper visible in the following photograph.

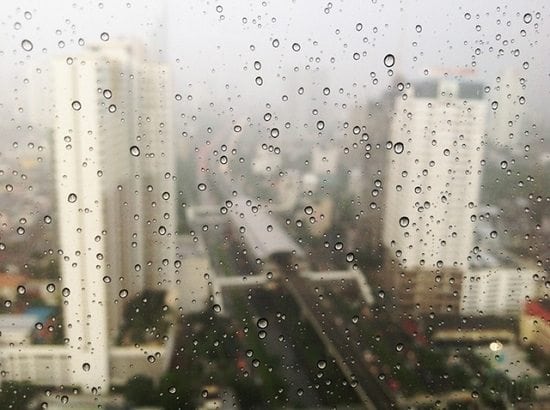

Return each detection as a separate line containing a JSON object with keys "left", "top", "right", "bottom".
{"left": 383, "top": 79, "right": 486, "bottom": 271}
{"left": 380, "top": 79, "right": 486, "bottom": 314}
{"left": 52, "top": 41, "right": 176, "bottom": 390}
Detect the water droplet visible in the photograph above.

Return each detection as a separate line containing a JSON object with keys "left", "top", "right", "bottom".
{"left": 316, "top": 120, "right": 325, "bottom": 130}
{"left": 257, "top": 318, "right": 268, "bottom": 329}
{"left": 82, "top": 363, "right": 90, "bottom": 372}
{"left": 322, "top": 87, "right": 330, "bottom": 95}
{"left": 197, "top": 183, "right": 207, "bottom": 191}
{"left": 253, "top": 60, "right": 261, "bottom": 70}
{"left": 100, "top": 32, "right": 110, "bottom": 41}
{"left": 334, "top": 242, "right": 343, "bottom": 250}
{"left": 353, "top": 52, "right": 360, "bottom": 60}
{"left": 71, "top": 101, "right": 82, "bottom": 111}
{"left": 258, "top": 330, "right": 267, "bottom": 339}
{"left": 500, "top": 160, "right": 508, "bottom": 169}
{"left": 523, "top": 13, "right": 532, "bottom": 24}
{"left": 216, "top": 4, "right": 223, "bottom": 13}
{"left": 346, "top": 252, "right": 354, "bottom": 262}
{"left": 103, "top": 89, "right": 112, "bottom": 99}
{"left": 351, "top": 315, "right": 359, "bottom": 324}
{"left": 61, "top": 396, "right": 69, "bottom": 404}
{"left": 292, "top": 42, "right": 301, "bottom": 52}
{"left": 17, "top": 227, "right": 25, "bottom": 235}
{"left": 168, "top": 386, "right": 176, "bottom": 394}
{"left": 378, "top": 290, "right": 385, "bottom": 298}
{"left": 270, "top": 128, "right": 279, "bottom": 138}
{"left": 415, "top": 24, "right": 422, "bottom": 33}
{"left": 317, "top": 360, "right": 327, "bottom": 369}
{"left": 489, "top": 231, "right": 498, "bottom": 239}
{"left": 17, "top": 285, "right": 26, "bottom": 295}
{"left": 304, "top": 206, "right": 313, "bottom": 215}
{"left": 108, "top": 104, "right": 117, "bottom": 113}
{"left": 396, "top": 343, "right": 404, "bottom": 352}
{"left": 220, "top": 155, "right": 228, "bottom": 164}
{"left": 471, "top": 391, "right": 479, "bottom": 399}
{"left": 21, "top": 39, "right": 33, "bottom": 51}
{"left": 62, "top": 288, "right": 70, "bottom": 297}
{"left": 46, "top": 283, "right": 55, "bottom": 293}
{"left": 213, "top": 304, "right": 222, "bottom": 313}
{"left": 355, "top": 22, "right": 363, "bottom": 31}
{"left": 393, "top": 142, "right": 404, "bottom": 154}
{"left": 5, "top": 184, "right": 13, "bottom": 192}
{"left": 67, "top": 193, "right": 77, "bottom": 203}
{"left": 255, "top": 76, "right": 263, "bottom": 86}
{"left": 383, "top": 54, "right": 395, "bottom": 68}
{"left": 129, "top": 146, "right": 140, "bottom": 156}
{"left": 233, "top": 125, "right": 242, "bottom": 132}
{"left": 272, "top": 39, "right": 279, "bottom": 48}
{"left": 491, "top": 101, "right": 499, "bottom": 110}
{"left": 399, "top": 216, "right": 409, "bottom": 227}
{"left": 147, "top": 355, "right": 156, "bottom": 363}
{"left": 43, "top": 215, "right": 52, "bottom": 224}
{"left": 24, "top": 11, "right": 32, "bottom": 20}
{"left": 119, "top": 289, "right": 128, "bottom": 298}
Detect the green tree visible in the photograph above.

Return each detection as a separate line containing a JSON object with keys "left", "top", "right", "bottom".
{"left": 124, "top": 375, "right": 159, "bottom": 407}
{"left": 0, "top": 381, "right": 38, "bottom": 410}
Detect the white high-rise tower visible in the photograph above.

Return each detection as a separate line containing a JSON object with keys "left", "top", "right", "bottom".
{"left": 383, "top": 79, "right": 486, "bottom": 271}
{"left": 52, "top": 41, "right": 176, "bottom": 390}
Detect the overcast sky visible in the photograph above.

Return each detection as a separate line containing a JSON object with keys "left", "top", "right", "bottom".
{"left": 0, "top": 0, "right": 548, "bottom": 130}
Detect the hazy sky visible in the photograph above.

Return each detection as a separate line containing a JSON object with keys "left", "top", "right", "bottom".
{"left": 0, "top": 0, "right": 549, "bottom": 128}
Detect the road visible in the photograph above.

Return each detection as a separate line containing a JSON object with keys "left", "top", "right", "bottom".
{"left": 281, "top": 269, "right": 398, "bottom": 409}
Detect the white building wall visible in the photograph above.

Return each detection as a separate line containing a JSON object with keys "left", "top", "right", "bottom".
{"left": 383, "top": 81, "right": 486, "bottom": 270}
{"left": 461, "top": 266, "right": 536, "bottom": 316}
{"left": 50, "top": 41, "right": 176, "bottom": 392}
{"left": 53, "top": 55, "right": 110, "bottom": 391}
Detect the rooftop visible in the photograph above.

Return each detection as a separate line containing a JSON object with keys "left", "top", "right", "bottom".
{"left": 227, "top": 195, "right": 305, "bottom": 261}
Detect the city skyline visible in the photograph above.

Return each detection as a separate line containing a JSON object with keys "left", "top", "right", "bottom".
{"left": 0, "top": 2, "right": 549, "bottom": 408}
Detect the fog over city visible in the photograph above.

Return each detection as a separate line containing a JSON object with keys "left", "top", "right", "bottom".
{"left": 0, "top": 1, "right": 549, "bottom": 409}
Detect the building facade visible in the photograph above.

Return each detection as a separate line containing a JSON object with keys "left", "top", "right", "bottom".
{"left": 51, "top": 41, "right": 176, "bottom": 390}
{"left": 461, "top": 263, "right": 537, "bottom": 316}
{"left": 380, "top": 79, "right": 486, "bottom": 314}
{"left": 383, "top": 79, "right": 486, "bottom": 271}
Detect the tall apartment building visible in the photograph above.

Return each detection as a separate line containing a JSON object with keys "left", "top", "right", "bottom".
{"left": 381, "top": 79, "right": 486, "bottom": 313}
{"left": 51, "top": 41, "right": 176, "bottom": 390}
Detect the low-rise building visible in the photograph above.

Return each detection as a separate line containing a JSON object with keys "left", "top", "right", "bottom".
{"left": 461, "top": 258, "right": 538, "bottom": 317}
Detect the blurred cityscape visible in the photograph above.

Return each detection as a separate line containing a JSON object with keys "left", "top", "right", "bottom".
{"left": 0, "top": 2, "right": 549, "bottom": 409}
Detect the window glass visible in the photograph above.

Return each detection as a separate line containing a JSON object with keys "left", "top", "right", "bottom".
{"left": 0, "top": 1, "right": 549, "bottom": 408}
